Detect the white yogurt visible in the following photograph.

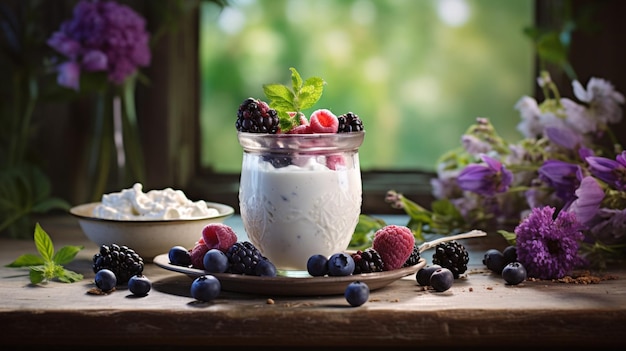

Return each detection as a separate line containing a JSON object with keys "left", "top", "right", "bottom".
{"left": 93, "top": 183, "right": 218, "bottom": 220}
{"left": 239, "top": 156, "right": 362, "bottom": 271}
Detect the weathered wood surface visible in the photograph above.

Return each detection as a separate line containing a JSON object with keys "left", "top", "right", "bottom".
{"left": 1, "top": 214, "right": 624, "bottom": 348}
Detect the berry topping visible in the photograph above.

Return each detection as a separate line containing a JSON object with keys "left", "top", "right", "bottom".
{"left": 202, "top": 223, "right": 238, "bottom": 252}
{"left": 236, "top": 97, "right": 279, "bottom": 133}
{"left": 372, "top": 225, "right": 415, "bottom": 271}
{"left": 337, "top": 112, "right": 364, "bottom": 133}
{"left": 345, "top": 281, "right": 370, "bottom": 307}
{"left": 309, "top": 109, "right": 339, "bottom": 133}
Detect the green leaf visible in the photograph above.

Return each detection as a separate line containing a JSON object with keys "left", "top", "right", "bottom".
{"left": 349, "top": 214, "right": 386, "bottom": 250}
{"left": 33, "top": 222, "right": 54, "bottom": 262}
{"left": 289, "top": 67, "right": 303, "bottom": 92}
{"left": 498, "top": 230, "right": 517, "bottom": 245}
{"left": 31, "top": 197, "right": 71, "bottom": 213}
{"left": 5, "top": 253, "right": 45, "bottom": 267}
{"left": 29, "top": 267, "right": 45, "bottom": 284}
{"left": 298, "top": 77, "right": 325, "bottom": 110}
{"left": 53, "top": 245, "right": 84, "bottom": 265}
{"left": 56, "top": 269, "right": 84, "bottom": 283}
{"left": 263, "top": 84, "right": 294, "bottom": 106}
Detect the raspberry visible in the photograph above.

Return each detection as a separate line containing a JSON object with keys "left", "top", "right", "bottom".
{"left": 337, "top": 112, "right": 364, "bottom": 132}
{"left": 202, "top": 223, "right": 238, "bottom": 252}
{"left": 236, "top": 97, "right": 279, "bottom": 133}
{"left": 190, "top": 242, "right": 209, "bottom": 269}
{"left": 309, "top": 109, "right": 339, "bottom": 133}
{"left": 326, "top": 154, "right": 346, "bottom": 170}
{"left": 372, "top": 225, "right": 415, "bottom": 271}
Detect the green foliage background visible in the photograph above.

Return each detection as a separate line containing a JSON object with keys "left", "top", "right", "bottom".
{"left": 199, "top": 0, "right": 534, "bottom": 172}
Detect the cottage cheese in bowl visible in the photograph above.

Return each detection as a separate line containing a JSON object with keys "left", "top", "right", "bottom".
{"left": 93, "top": 183, "right": 219, "bottom": 220}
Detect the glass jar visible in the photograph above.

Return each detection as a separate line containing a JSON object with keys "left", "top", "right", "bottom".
{"left": 238, "top": 132, "right": 365, "bottom": 272}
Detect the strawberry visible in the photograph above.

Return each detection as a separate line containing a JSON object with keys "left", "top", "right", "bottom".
{"left": 201, "top": 223, "right": 238, "bottom": 252}
{"left": 309, "top": 109, "right": 339, "bottom": 133}
{"left": 372, "top": 225, "right": 415, "bottom": 270}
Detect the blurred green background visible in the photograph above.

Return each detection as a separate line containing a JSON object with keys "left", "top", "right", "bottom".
{"left": 199, "top": 0, "right": 534, "bottom": 173}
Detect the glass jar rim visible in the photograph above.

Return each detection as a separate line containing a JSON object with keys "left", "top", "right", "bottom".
{"left": 237, "top": 131, "right": 365, "bottom": 154}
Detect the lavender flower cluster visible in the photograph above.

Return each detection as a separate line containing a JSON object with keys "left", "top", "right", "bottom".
{"left": 422, "top": 71, "right": 625, "bottom": 277}
{"left": 47, "top": 0, "right": 151, "bottom": 90}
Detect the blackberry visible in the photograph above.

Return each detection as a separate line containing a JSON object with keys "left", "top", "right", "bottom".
{"left": 403, "top": 242, "right": 421, "bottom": 267}
{"left": 225, "top": 241, "right": 264, "bottom": 275}
{"left": 93, "top": 244, "right": 144, "bottom": 285}
{"left": 337, "top": 112, "right": 364, "bottom": 133}
{"left": 351, "top": 248, "right": 384, "bottom": 274}
{"left": 431, "top": 240, "right": 469, "bottom": 279}
{"left": 236, "top": 97, "right": 279, "bottom": 133}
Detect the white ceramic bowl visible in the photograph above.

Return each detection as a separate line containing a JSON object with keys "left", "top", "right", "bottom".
{"left": 70, "top": 201, "right": 234, "bottom": 261}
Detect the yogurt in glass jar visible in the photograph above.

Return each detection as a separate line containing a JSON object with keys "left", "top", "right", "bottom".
{"left": 238, "top": 132, "right": 364, "bottom": 272}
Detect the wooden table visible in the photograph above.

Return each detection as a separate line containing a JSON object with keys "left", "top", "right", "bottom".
{"left": 1, "top": 214, "right": 624, "bottom": 349}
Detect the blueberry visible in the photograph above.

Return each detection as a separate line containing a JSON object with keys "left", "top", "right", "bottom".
{"left": 191, "top": 275, "right": 221, "bottom": 302}
{"left": 416, "top": 264, "right": 442, "bottom": 286}
{"left": 327, "top": 252, "right": 355, "bottom": 276}
{"left": 128, "top": 274, "right": 152, "bottom": 296}
{"left": 429, "top": 268, "right": 454, "bottom": 292}
{"left": 95, "top": 269, "right": 117, "bottom": 292}
{"left": 345, "top": 281, "right": 370, "bottom": 307}
{"left": 169, "top": 245, "right": 192, "bottom": 267}
{"left": 203, "top": 249, "right": 229, "bottom": 273}
{"left": 502, "top": 262, "right": 527, "bottom": 285}
{"left": 502, "top": 245, "right": 518, "bottom": 264}
{"left": 255, "top": 259, "right": 277, "bottom": 277}
{"left": 307, "top": 254, "right": 329, "bottom": 277}
{"left": 483, "top": 248, "right": 506, "bottom": 274}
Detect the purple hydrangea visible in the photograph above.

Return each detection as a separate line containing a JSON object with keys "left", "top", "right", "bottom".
{"left": 47, "top": 0, "right": 151, "bottom": 90}
{"left": 457, "top": 154, "right": 513, "bottom": 196}
{"left": 515, "top": 206, "right": 585, "bottom": 279}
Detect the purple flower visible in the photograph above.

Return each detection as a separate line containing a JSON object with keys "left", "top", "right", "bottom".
{"left": 586, "top": 151, "right": 626, "bottom": 191}
{"left": 515, "top": 206, "right": 585, "bottom": 279}
{"left": 564, "top": 176, "right": 605, "bottom": 225}
{"left": 589, "top": 208, "right": 626, "bottom": 245}
{"left": 457, "top": 154, "right": 513, "bottom": 196}
{"left": 544, "top": 126, "right": 582, "bottom": 150}
{"left": 538, "top": 160, "right": 582, "bottom": 203}
{"left": 47, "top": 0, "right": 151, "bottom": 90}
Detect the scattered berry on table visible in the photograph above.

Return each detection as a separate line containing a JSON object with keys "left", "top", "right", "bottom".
{"left": 94, "top": 268, "right": 117, "bottom": 292}
{"left": 307, "top": 254, "right": 329, "bottom": 277}
{"left": 236, "top": 97, "right": 279, "bottom": 133}
{"left": 502, "top": 245, "right": 518, "bottom": 264}
{"left": 416, "top": 264, "right": 442, "bottom": 287}
{"left": 128, "top": 274, "right": 152, "bottom": 297}
{"left": 502, "top": 262, "right": 527, "bottom": 285}
{"left": 168, "top": 245, "right": 192, "bottom": 267}
{"left": 327, "top": 252, "right": 355, "bottom": 276}
{"left": 337, "top": 112, "right": 364, "bottom": 133}
{"left": 309, "top": 108, "right": 339, "bottom": 133}
{"left": 92, "top": 244, "right": 144, "bottom": 285}
{"left": 191, "top": 275, "right": 221, "bottom": 302}
{"left": 203, "top": 249, "right": 229, "bottom": 273}
{"left": 483, "top": 248, "right": 506, "bottom": 274}
{"left": 351, "top": 248, "right": 384, "bottom": 274}
{"left": 190, "top": 241, "right": 210, "bottom": 269}
{"left": 344, "top": 281, "right": 370, "bottom": 307}
{"left": 201, "top": 223, "right": 238, "bottom": 252}
{"left": 225, "top": 241, "right": 264, "bottom": 275}
{"left": 429, "top": 267, "right": 454, "bottom": 292}
{"left": 254, "top": 259, "right": 277, "bottom": 277}
{"left": 403, "top": 242, "right": 421, "bottom": 267}
{"left": 432, "top": 240, "right": 469, "bottom": 279}
{"left": 372, "top": 225, "right": 415, "bottom": 271}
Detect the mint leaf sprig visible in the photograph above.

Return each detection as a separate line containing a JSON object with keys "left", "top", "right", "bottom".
{"left": 5, "top": 223, "right": 84, "bottom": 284}
{"left": 263, "top": 67, "right": 326, "bottom": 132}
